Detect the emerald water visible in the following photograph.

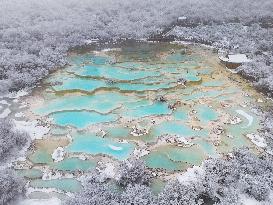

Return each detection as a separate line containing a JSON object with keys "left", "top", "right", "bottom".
{"left": 19, "top": 41, "right": 267, "bottom": 196}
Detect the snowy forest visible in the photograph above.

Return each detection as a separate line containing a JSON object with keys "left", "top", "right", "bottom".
{"left": 0, "top": 0, "right": 273, "bottom": 205}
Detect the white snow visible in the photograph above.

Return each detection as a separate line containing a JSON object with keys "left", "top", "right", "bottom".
{"left": 229, "top": 116, "right": 242, "bottom": 125}
{"left": 228, "top": 54, "right": 251, "bottom": 63}
{"left": 100, "top": 163, "right": 116, "bottom": 179}
{"left": 0, "top": 108, "right": 11, "bottom": 118}
{"left": 84, "top": 39, "right": 99, "bottom": 44}
{"left": 108, "top": 144, "right": 123, "bottom": 151}
{"left": 133, "top": 148, "right": 150, "bottom": 158}
{"left": 16, "top": 198, "right": 62, "bottom": 205}
{"left": 178, "top": 16, "right": 187, "bottom": 21}
{"left": 52, "top": 147, "right": 65, "bottom": 162}
{"left": 13, "top": 119, "right": 50, "bottom": 139}
{"left": 236, "top": 109, "right": 253, "bottom": 128}
{"left": 0, "top": 100, "right": 9, "bottom": 105}
{"left": 219, "top": 54, "right": 251, "bottom": 63}
{"left": 6, "top": 89, "right": 30, "bottom": 99}
{"left": 177, "top": 165, "right": 204, "bottom": 185}
{"left": 246, "top": 133, "right": 267, "bottom": 148}
{"left": 239, "top": 193, "right": 273, "bottom": 205}
{"left": 15, "top": 112, "right": 25, "bottom": 118}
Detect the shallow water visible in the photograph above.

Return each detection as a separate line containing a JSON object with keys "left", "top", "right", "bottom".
{"left": 67, "top": 133, "right": 135, "bottom": 160}
{"left": 19, "top": 41, "right": 269, "bottom": 196}
{"left": 51, "top": 157, "right": 97, "bottom": 172}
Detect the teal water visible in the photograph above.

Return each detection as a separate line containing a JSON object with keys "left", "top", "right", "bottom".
{"left": 143, "top": 145, "right": 206, "bottom": 171}
{"left": 105, "top": 127, "right": 130, "bottom": 138}
{"left": 16, "top": 169, "right": 43, "bottom": 179}
{"left": 50, "top": 111, "right": 118, "bottom": 128}
{"left": 28, "top": 150, "right": 53, "bottom": 164}
{"left": 173, "top": 109, "right": 188, "bottom": 121}
{"left": 70, "top": 64, "right": 161, "bottom": 81}
{"left": 67, "top": 133, "right": 134, "bottom": 160}
{"left": 37, "top": 92, "right": 134, "bottom": 115}
{"left": 202, "top": 81, "right": 225, "bottom": 87}
{"left": 124, "top": 102, "right": 171, "bottom": 118}
{"left": 195, "top": 104, "right": 218, "bottom": 122}
{"left": 152, "top": 121, "right": 209, "bottom": 138}
{"left": 51, "top": 158, "right": 97, "bottom": 172}
{"left": 29, "top": 42, "right": 265, "bottom": 182}
{"left": 30, "top": 179, "right": 82, "bottom": 193}
{"left": 144, "top": 151, "right": 187, "bottom": 171}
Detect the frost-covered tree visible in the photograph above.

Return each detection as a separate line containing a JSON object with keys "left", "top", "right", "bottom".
{"left": 1, "top": 0, "right": 273, "bottom": 93}
{"left": 201, "top": 148, "right": 273, "bottom": 204}
{"left": 116, "top": 158, "right": 152, "bottom": 187}
{"left": 66, "top": 173, "right": 120, "bottom": 205}
{"left": 0, "top": 119, "right": 29, "bottom": 162}
{"left": 66, "top": 149, "right": 273, "bottom": 205}
{"left": 158, "top": 179, "right": 202, "bottom": 205}
{"left": 121, "top": 184, "right": 157, "bottom": 205}
{"left": 158, "top": 149, "right": 273, "bottom": 205}
{"left": 0, "top": 169, "right": 25, "bottom": 205}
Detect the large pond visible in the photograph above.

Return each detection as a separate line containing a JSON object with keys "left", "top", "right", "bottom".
{"left": 14, "top": 41, "right": 270, "bottom": 200}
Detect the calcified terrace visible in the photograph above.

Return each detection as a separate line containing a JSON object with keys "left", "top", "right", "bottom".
{"left": 8, "top": 41, "right": 270, "bottom": 198}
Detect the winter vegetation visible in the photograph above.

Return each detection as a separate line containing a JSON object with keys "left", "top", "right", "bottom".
{"left": 170, "top": 23, "right": 273, "bottom": 96}
{"left": 0, "top": 119, "right": 29, "bottom": 163}
{"left": 66, "top": 150, "right": 273, "bottom": 205}
{"left": 0, "top": 120, "right": 28, "bottom": 204}
{"left": 0, "top": 0, "right": 273, "bottom": 94}
{"left": 116, "top": 158, "right": 152, "bottom": 187}
{"left": 0, "top": 169, "right": 25, "bottom": 205}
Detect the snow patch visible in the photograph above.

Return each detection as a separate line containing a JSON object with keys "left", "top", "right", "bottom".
{"left": 0, "top": 99, "right": 9, "bottom": 105}
{"left": 15, "top": 112, "right": 25, "bottom": 118}
{"left": 108, "top": 144, "right": 123, "bottom": 151}
{"left": 13, "top": 120, "right": 50, "bottom": 139}
{"left": 16, "top": 198, "right": 61, "bottom": 205}
{"left": 0, "top": 108, "right": 11, "bottom": 118}
{"left": 246, "top": 133, "right": 267, "bottom": 148}
{"left": 219, "top": 54, "right": 251, "bottom": 63}
{"left": 236, "top": 109, "right": 253, "bottom": 128}
{"left": 99, "top": 163, "right": 116, "bottom": 179}
{"left": 133, "top": 148, "right": 150, "bottom": 158}
{"left": 52, "top": 147, "right": 65, "bottom": 162}
{"left": 177, "top": 165, "right": 204, "bottom": 185}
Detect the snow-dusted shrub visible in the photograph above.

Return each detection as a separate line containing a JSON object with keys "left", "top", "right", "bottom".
{"left": 121, "top": 184, "right": 157, "bottom": 205}
{"left": 67, "top": 149, "right": 273, "bottom": 204}
{"left": 66, "top": 174, "right": 120, "bottom": 205}
{"left": 255, "top": 76, "right": 273, "bottom": 97}
{"left": 158, "top": 149, "right": 273, "bottom": 205}
{"left": 0, "top": 119, "right": 29, "bottom": 162}
{"left": 237, "top": 61, "right": 272, "bottom": 81}
{"left": 158, "top": 179, "right": 203, "bottom": 205}
{"left": 202, "top": 148, "right": 273, "bottom": 203}
{"left": 116, "top": 158, "right": 152, "bottom": 187}
{"left": 0, "top": 169, "right": 25, "bottom": 205}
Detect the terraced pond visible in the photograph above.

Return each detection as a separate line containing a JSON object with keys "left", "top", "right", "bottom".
{"left": 14, "top": 41, "right": 270, "bottom": 199}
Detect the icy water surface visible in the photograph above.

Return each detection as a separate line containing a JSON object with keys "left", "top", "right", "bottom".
{"left": 17, "top": 41, "right": 269, "bottom": 197}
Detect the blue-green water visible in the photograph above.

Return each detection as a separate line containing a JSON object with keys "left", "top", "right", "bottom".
{"left": 50, "top": 111, "right": 118, "bottom": 129}
{"left": 24, "top": 42, "right": 266, "bottom": 193}
{"left": 67, "top": 133, "right": 135, "bottom": 160}
{"left": 51, "top": 157, "right": 97, "bottom": 172}
{"left": 152, "top": 121, "right": 209, "bottom": 138}
{"left": 30, "top": 178, "right": 82, "bottom": 193}
{"left": 195, "top": 104, "right": 218, "bottom": 122}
